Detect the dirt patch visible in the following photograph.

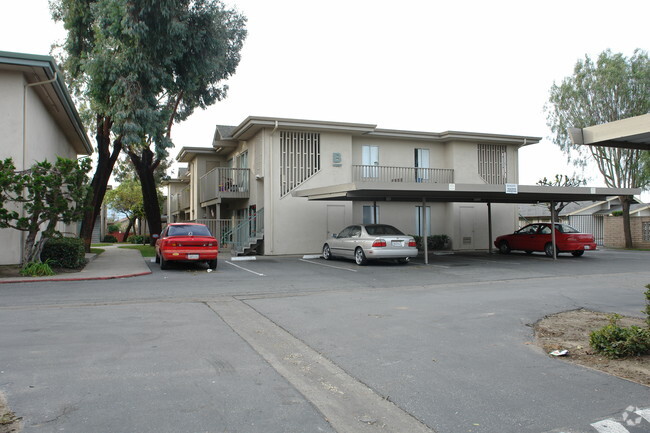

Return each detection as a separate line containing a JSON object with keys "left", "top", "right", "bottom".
{"left": 534, "top": 309, "right": 650, "bottom": 386}
{"left": 0, "top": 393, "right": 22, "bottom": 433}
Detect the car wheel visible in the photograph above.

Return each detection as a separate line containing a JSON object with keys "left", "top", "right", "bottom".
{"left": 544, "top": 243, "right": 557, "bottom": 258}
{"left": 208, "top": 258, "right": 218, "bottom": 269}
{"left": 322, "top": 244, "right": 332, "bottom": 260}
{"left": 160, "top": 255, "right": 169, "bottom": 270}
{"left": 397, "top": 257, "right": 410, "bottom": 264}
{"left": 354, "top": 247, "right": 367, "bottom": 266}
{"left": 498, "top": 241, "right": 511, "bottom": 254}
{"left": 571, "top": 250, "right": 584, "bottom": 257}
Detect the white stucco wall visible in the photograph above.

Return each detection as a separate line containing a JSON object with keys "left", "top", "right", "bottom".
{"left": 0, "top": 70, "right": 81, "bottom": 264}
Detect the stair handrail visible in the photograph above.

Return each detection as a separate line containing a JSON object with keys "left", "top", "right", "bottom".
{"left": 221, "top": 208, "right": 264, "bottom": 253}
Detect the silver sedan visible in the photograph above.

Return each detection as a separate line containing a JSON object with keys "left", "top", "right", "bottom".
{"left": 322, "top": 224, "right": 418, "bottom": 265}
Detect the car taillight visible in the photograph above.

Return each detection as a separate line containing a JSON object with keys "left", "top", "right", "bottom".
{"left": 372, "top": 239, "right": 387, "bottom": 247}
{"left": 408, "top": 240, "right": 416, "bottom": 247}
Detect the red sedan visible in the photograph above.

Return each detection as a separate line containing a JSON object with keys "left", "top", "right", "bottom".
{"left": 494, "top": 223, "right": 597, "bottom": 257}
{"left": 155, "top": 223, "right": 218, "bottom": 270}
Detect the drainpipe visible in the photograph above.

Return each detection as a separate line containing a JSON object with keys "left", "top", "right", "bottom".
{"left": 19, "top": 72, "right": 58, "bottom": 263}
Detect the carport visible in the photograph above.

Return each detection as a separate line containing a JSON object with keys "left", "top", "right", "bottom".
{"left": 294, "top": 182, "right": 641, "bottom": 263}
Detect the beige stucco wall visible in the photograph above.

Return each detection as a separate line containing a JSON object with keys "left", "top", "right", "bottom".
{"left": 262, "top": 130, "right": 353, "bottom": 255}
{"left": 0, "top": 70, "right": 81, "bottom": 264}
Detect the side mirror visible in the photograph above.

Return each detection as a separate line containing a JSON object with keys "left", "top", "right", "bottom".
{"left": 331, "top": 233, "right": 337, "bottom": 238}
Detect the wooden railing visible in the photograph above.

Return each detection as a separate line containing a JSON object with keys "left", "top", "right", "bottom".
{"left": 352, "top": 165, "right": 454, "bottom": 184}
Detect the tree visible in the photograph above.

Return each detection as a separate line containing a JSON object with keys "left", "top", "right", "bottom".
{"left": 537, "top": 174, "right": 586, "bottom": 222}
{"left": 545, "top": 49, "right": 650, "bottom": 247}
{"left": 0, "top": 157, "right": 91, "bottom": 265}
{"left": 104, "top": 179, "right": 145, "bottom": 241}
{"left": 52, "top": 0, "right": 247, "bottom": 248}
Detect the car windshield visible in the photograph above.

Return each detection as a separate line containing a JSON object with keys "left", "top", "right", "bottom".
{"left": 555, "top": 224, "right": 580, "bottom": 234}
{"left": 365, "top": 225, "right": 404, "bottom": 236}
{"left": 167, "top": 225, "right": 212, "bottom": 237}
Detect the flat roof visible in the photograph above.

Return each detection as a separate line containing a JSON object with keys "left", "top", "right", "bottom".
{"left": 569, "top": 114, "right": 650, "bottom": 150}
{"left": 293, "top": 182, "right": 641, "bottom": 204}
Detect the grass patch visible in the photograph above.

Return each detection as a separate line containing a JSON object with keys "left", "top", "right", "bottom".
{"left": 90, "top": 248, "right": 105, "bottom": 255}
{"left": 119, "top": 244, "right": 156, "bottom": 257}
{"left": 20, "top": 260, "right": 55, "bottom": 277}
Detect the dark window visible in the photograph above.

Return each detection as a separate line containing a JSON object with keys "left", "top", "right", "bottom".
{"left": 365, "top": 225, "right": 404, "bottom": 236}
{"left": 168, "top": 225, "right": 213, "bottom": 237}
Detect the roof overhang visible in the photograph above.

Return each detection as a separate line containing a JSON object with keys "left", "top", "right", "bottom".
{"left": 230, "top": 116, "right": 378, "bottom": 141}
{"left": 176, "top": 146, "right": 218, "bottom": 162}
{"left": 226, "top": 116, "right": 542, "bottom": 146}
{"left": 0, "top": 51, "right": 92, "bottom": 155}
{"left": 293, "top": 182, "right": 641, "bottom": 204}
{"left": 569, "top": 114, "right": 650, "bottom": 150}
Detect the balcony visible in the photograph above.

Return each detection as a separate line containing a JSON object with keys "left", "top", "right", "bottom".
{"left": 169, "top": 186, "right": 191, "bottom": 214}
{"left": 200, "top": 168, "right": 250, "bottom": 203}
{"left": 352, "top": 165, "right": 454, "bottom": 184}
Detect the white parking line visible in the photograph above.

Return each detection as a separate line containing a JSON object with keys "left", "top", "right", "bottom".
{"left": 226, "top": 260, "right": 265, "bottom": 276}
{"left": 298, "top": 259, "right": 358, "bottom": 272}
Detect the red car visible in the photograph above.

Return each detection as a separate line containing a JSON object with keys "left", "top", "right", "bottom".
{"left": 155, "top": 223, "right": 218, "bottom": 270}
{"left": 494, "top": 223, "right": 597, "bottom": 257}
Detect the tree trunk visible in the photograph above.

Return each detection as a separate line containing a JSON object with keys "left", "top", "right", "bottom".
{"left": 123, "top": 218, "right": 134, "bottom": 242}
{"left": 79, "top": 117, "right": 121, "bottom": 252}
{"left": 620, "top": 195, "right": 633, "bottom": 248}
{"left": 129, "top": 147, "right": 162, "bottom": 246}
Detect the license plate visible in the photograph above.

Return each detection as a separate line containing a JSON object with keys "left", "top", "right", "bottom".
{"left": 187, "top": 254, "right": 199, "bottom": 260}
{"left": 391, "top": 241, "right": 403, "bottom": 247}
{"left": 584, "top": 245, "right": 590, "bottom": 250}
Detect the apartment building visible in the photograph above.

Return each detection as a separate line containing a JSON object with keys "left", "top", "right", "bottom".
{"left": 0, "top": 51, "right": 92, "bottom": 265}
{"left": 164, "top": 116, "right": 547, "bottom": 256}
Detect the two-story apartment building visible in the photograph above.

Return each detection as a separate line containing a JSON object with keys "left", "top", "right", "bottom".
{"left": 0, "top": 51, "right": 92, "bottom": 265}
{"left": 165, "top": 116, "right": 545, "bottom": 255}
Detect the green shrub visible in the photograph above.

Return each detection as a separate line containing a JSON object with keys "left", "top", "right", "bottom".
{"left": 589, "top": 314, "right": 650, "bottom": 359}
{"left": 645, "top": 285, "right": 650, "bottom": 328}
{"left": 102, "top": 234, "right": 118, "bottom": 243}
{"left": 410, "top": 234, "right": 450, "bottom": 250}
{"left": 611, "top": 210, "right": 623, "bottom": 216}
{"left": 41, "top": 237, "right": 86, "bottom": 269}
{"left": 128, "top": 235, "right": 150, "bottom": 244}
{"left": 20, "top": 260, "right": 55, "bottom": 277}
{"left": 107, "top": 223, "right": 120, "bottom": 233}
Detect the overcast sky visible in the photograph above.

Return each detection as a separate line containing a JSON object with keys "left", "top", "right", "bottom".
{"left": 2, "top": 0, "right": 648, "bottom": 191}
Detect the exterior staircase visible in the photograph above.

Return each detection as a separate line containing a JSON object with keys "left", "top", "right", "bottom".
{"left": 222, "top": 208, "right": 264, "bottom": 256}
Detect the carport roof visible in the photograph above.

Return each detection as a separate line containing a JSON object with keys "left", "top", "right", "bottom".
{"left": 569, "top": 114, "right": 650, "bottom": 150}
{"left": 293, "top": 182, "right": 641, "bottom": 204}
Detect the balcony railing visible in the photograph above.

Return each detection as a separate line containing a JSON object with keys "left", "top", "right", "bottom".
{"left": 200, "top": 167, "right": 250, "bottom": 203}
{"left": 352, "top": 165, "right": 454, "bottom": 184}
{"left": 169, "top": 187, "right": 191, "bottom": 214}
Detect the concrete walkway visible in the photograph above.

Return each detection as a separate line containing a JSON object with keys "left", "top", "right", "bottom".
{"left": 0, "top": 245, "right": 151, "bottom": 284}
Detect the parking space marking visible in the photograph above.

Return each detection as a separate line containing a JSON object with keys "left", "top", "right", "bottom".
{"left": 298, "top": 259, "right": 358, "bottom": 272}
{"left": 226, "top": 260, "right": 265, "bottom": 276}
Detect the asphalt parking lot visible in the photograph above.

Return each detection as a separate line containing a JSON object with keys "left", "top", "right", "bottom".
{"left": 1, "top": 248, "right": 649, "bottom": 433}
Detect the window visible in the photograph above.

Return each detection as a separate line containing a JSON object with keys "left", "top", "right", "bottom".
{"left": 280, "top": 131, "right": 320, "bottom": 196}
{"left": 643, "top": 222, "right": 650, "bottom": 241}
{"left": 415, "top": 148, "right": 430, "bottom": 181}
{"left": 362, "top": 145, "right": 379, "bottom": 178}
{"left": 363, "top": 205, "right": 380, "bottom": 224}
{"left": 478, "top": 144, "right": 507, "bottom": 184}
{"left": 415, "top": 206, "right": 431, "bottom": 237}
